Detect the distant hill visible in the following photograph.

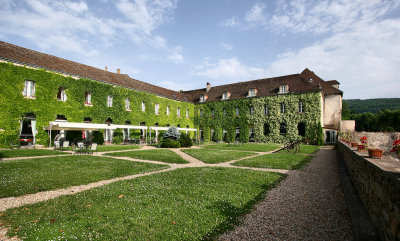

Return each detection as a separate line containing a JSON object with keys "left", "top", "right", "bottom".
{"left": 344, "top": 98, "right": 400, "bottom": 113}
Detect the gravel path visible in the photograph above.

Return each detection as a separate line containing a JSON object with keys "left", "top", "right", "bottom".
{"left": 218, "top": 146, "right": 355, "bottom": 241}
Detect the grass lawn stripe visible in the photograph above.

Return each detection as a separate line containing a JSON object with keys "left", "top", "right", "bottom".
{"left": 277, "top": 145, "right": 319, "bottom": 154}
{"left": 181, "top": 149, "right": 256, "bottom": 164}
{"left": 0, "top": 156, "right": 167, "bottom": 198}
{"left": 0, "top": 149, "right": 68, "bottom": 158}
{"left": 202, "top": 143, "right": 282, "bottom": 152}
{"left": 104, "top": 149, "right": 189, "bottom": 164}
{"left": 233, "top": 153, "right": 313, "bottom": 170}
{"left": 0, "top": 167, "right": 284, "bottom": 240}
{"left": 96, "top": 145, "right": 141, "bottom": 152}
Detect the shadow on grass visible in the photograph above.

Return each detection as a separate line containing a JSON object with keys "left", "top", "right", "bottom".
{"left": 202, "top": 175, "right": 287, "bottom": 240}
{"left": 0, "top": 152, "right": 4, "bottom": 159}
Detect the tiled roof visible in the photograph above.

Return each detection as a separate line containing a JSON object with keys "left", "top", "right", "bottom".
{"left": 0, "top": 41, "right": 191, "bottom": 102}
{"left": 183, "top": 73, "right": 327, "bottom": 103}
{"left": 300, "top": 68, "right": 342, "bottom": 95}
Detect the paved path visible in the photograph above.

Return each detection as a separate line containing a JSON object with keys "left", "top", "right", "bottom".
{"left": 218, "top": 146, "right": 355, "bottom": 240}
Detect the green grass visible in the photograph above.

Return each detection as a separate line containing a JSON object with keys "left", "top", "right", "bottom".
{"left": 233, "top": 153, "right": 313, "bottom": 170}
{"left": 104, "top": 149, "right": 189, "bottom": 164}
{"left": 0, "top": 167, "right": 284, "bottom": 240}
{"left": 96, "top": 144, "right": 142, "bottom": 152}
{"left": 0, "top": 149, "right": 68, "bottom": 158}
{"left": 182, "top": 149, "right": 256, "bottom": 164}
{"left": 277, "top": 145, "right": 319, "bottom": 154}
{"left": 202, "top": 143, "right": 282, "bottom": 152}
{"left": 0, "top": 156, "right": 167, "bottom": 198}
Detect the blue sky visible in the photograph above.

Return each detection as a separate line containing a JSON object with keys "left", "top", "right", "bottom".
{"left": 1, "top": 0, "right": 400, "bottom": 99}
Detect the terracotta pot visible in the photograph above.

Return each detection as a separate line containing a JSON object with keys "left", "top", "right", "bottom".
{"left": 368, "top": 148, "right": 383, "bottom": 159}
{"left": 351, "top": 142, "right": 357, "bottom": 147}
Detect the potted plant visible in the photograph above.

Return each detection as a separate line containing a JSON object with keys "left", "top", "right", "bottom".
{"left": 350, "top": 140, "right": 357, "bottom": 147}
{"left": 390, "top": 138, "right": 400, "bottom": 157}
{"left": 358, "top": 136, "right": 368, "bottom": 152}
{"left": 368, "top": 148, "right": 383, "bottom": 159}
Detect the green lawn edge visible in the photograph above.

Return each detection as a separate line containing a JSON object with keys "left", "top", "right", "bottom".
{"left": 103, "top": 149, "right": 189, "bottom": 164}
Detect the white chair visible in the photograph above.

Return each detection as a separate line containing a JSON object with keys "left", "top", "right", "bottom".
{"left": 89, "top": 143, "right": 97, "bottom": 154}
{"left": 62, "top": 141, "right": 69, "bottom": 151}
{"left": 54, "top": 141, "right": 60, "bottom": 150}
{"left": 76, "top": 142, "right": 85, "bottom": 154}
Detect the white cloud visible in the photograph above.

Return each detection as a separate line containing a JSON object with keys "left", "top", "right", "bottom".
{"left": 195, "top": 58, "right": 267, "bottom": 84}
{"left": 218, "top": 16, "right": 240, "bottom": 28}
{"left": 220, "top": 43, "right": 233, "bottom": 51}
{"left": 244, "top": 2, "right": 267, "bottom": 24}
{"left": 168, "top": 46, "right": 184, "bottom": 63}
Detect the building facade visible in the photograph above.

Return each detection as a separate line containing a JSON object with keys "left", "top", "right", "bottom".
{"left": 0, "top": 41, "right": 342, "bottom": 148}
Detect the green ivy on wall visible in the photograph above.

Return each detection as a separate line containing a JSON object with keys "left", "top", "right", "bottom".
{"left": 0, "top": 62, "right": 195, "bottom": 148}
{"left": 194, "top": 92, "right": 322, "bottom": 144}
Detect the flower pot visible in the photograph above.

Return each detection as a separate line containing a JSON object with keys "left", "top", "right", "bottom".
{"left": 351, "top": 142, "right": 357, "bottom": 147}
{"left": 368, "top": 148, "right": 383, "bottom": 159}
{"left": 357, "top": 145, "right": 365, "bottom": 151}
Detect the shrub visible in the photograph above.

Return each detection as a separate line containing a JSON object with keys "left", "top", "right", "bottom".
{"left": 160, "top": 138, "right": 181, "bottom": 148}
{"left": 179, "top": 133, "right": 193, "bottom": 147}
{"left": 92, "top": 131, "right": 104, "bottom": 144}
{"left": 317, "top": 122, "right": 324, "bottom": 146}
{"left": 112, "top": 129, "right": 124, "bottom": 144}
{"left": 163, "top": 127, "right": 180, "bottom": 141}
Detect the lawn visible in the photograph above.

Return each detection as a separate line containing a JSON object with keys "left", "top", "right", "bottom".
{"left": 104, "top": 149, "right": 189, "bottom": 164}
{"left": 202, "top": 143, "right": 282, "bottom": 152}
{"left": 0, "top": 156, "right": 167, "bottom": 198}
{"left": 233, "top": 153, "right": 312, "bottom": 170}
{"left": 182, "top": 149, "right": 256, "bottom": 164}
{"left": 0, "top": 149, "right": 68, "bottom": 158}
{"left": 96, "top": 145, "right": 142, "bottom": 152}
{"left": 0, "top": 167, "right": 284, "bottom": 240}
{"left": 278, "top": 145, "right": 319, "bottom": 154}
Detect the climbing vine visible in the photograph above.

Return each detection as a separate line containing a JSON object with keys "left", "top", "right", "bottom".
{"left": 194, "top": 92, "right": 321, "bottom": 144}
{"left": 0, "top": 62, "right": 194, "bottom": 148}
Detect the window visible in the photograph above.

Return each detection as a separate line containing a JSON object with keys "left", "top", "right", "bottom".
{"left": 107, "top": 95, "right": 113, "bottom": 107}
{"left": 298, "top": 122, "right": 306, "bottom": 136}
{"left": 222, "top": 92, "right": 230, "bottom": 100}
{"left": 211, "top": 108, "right": 214, "bottom": 118}
{"left": 155, "top": 103, "right": 160, "bottom": 115}
{"left": 167, "top": 106, "right": 170, "bottom": 115}
{"left": 200, "top": 109, "right": 203, "bottom": 118}
{"left": 210, "top": 128, "right": 215, "bottom": 141}
{"left": 235, "top": 107, "right": 239, "bottom": 117}
{"left": 280, "top": 123, "right": 287, "bottom": 135}
{"left": 186, "top": 109, "right": 189, "bottom": 118}
{"left": 281, "top": 103, "right": 285, "bottom": 113}
{"left": 264, "top": 104, "right": 268, "bottom": 115}
{"left": 223, "top": 108, "right": 226, "bottom": 116}
{"left": 263, "top": 123, "right": 270, "bottom": 136}
{"left": 177, "top": 107, "right": 180, "bottom": 117}
{"left": 250, "top": 106, "right": 254, "bottom": 115}
{"left": 85, "top": 91, "right": 92, "bottom": 105}
{"left": 57, "top": 87, "right": 67, "bottom": 101}
{"left": 141, "top": 102, "right": 146, "bottom": 112}
{"left": 248, "top": 88, "right": 256, "bottom": 97}
{"left": 200, "top": 94, "right": 205, "bottom": 102}
{"left": 23, "top": 80, "right": 35, "bottom": 98}
{"left": 298, "top": 101, "right": 304, "bottom": 113}
{"left": 279, "top": 85, "right": 288, "bottom": 94}
{"left": 125, "top": 98, "right": 131, "bottom": 111}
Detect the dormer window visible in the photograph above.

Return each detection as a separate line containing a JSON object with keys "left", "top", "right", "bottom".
{"left": 57, "top": 87, "right": 67, "bottom": 101}
{"left": 279, "top": 85, "right": 288, "bottom": 94}
{"left": 200, "top": 94, "right": 205, "bottom": 102}
{"left": 222, "top": 92, "right": 231, "bottom": 100}
{"left": 248, "top": 88, "right": 257, "bottom": 97}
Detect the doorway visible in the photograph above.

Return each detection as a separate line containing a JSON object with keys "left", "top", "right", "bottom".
{"left": 325, "top": 130, "right": 337, "bottom": 144}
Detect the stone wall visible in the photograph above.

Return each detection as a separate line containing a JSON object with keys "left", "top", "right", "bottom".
{"left": 337, "top": 141, "right": 400, "bottom": 241}
{"left": 347, "top": 132, "right": 400, "bottom": 153}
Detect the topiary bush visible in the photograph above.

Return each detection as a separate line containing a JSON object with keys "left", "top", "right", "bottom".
{"left": 160, "top": 138, "right": 181, "bottom": 148}
{"left": 179, "top": 133, "right": 193, "bottom": 147}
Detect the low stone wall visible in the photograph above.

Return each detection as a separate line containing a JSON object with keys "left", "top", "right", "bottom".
{"left": 348, "top": 132, "right": 400, "bottom": 154}
{"left": 337, "top": 141, "right": 400, "bottom": 241}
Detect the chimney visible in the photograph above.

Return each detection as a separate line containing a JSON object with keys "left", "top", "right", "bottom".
{"left": 117, "top": 68, "right": 120, "bottom": 74}
{"left": 105, "top": 66, "right": 108, "bottom": 71}
{"left": 206, "top": 82, "right": 211, "bottom": 92}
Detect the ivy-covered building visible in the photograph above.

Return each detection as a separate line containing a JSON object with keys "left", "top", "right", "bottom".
{"left": 0, "top": 41, "right": 343, "bottom": 148}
